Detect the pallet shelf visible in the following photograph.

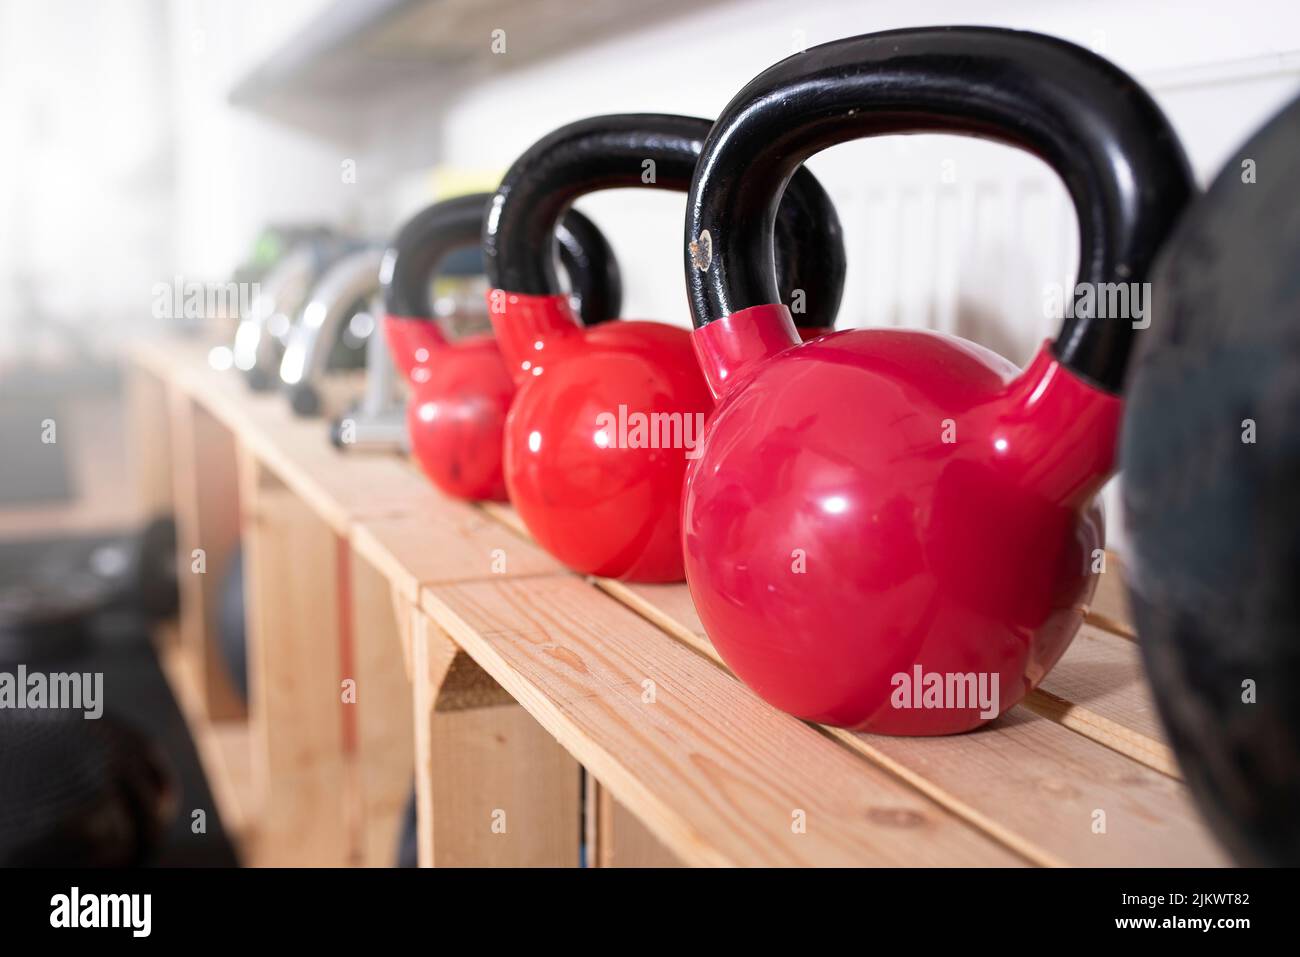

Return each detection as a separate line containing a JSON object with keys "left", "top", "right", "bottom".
{"left": 126, "top": 333, "right": 1226, "bottom": 868}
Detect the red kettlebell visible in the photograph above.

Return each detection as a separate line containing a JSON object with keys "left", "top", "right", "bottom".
{"left": 484, "top": 114, "right": 846, "bottom": 581}
{"left": 382, "top": 193, "right": 621, "bottom": 500}
{"left": 682, "top": 28, "right": 1194, "bottom": 733}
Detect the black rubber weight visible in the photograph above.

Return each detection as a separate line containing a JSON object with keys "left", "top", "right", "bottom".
{"left": 1120, "top": 92, "right": 1300, "bottom": 866}
{"left": 0, "top": 709, "right": 175, "bottom": 866}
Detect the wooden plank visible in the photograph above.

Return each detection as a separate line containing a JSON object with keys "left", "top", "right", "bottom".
{"left": 598, "top": 580, "right": 713, "bottom": 659}
{"left": 831, "top": 718, "right": 1224, "bottom": 868}
{"left": 238, "top": 451, "right": 351, "bottom": 866}
{"left": 479, "top": 500, "right": 530, "bottom": 539}
{"left": 420, "top": 576, "right": 1024, "bottom": 867}
{"left": 1026, "top": 623, "right": 1175, "bottom": 776}
{"left": 411, "top": 612, "right": 580, "bottom": 866}
{"left": 487, "top": 513, "right": 1168, "bottom": 782}
{"left": 167, "top": 390, "right": 244, "bottom": 721}
{"left": 139, "top": 337, "right": 427, "bottom": 536}
{"left": 349, "top": 546, "right": 416, "bottom": 867}
{"left": 125, "top": 363, "right": 173, "bottom": 519}
{"left": 589, "top": 778, "right": 682, "bottom": 868}
{"left": 604, "top": 581, "right": 1174, "bottom": 776}
{"left": 352, "top": 495, "right": 563, "bottom": 604}
{"left": 203, "top": 723, "right": 256, "bottom": 853}
{"left": 598, "top": 582, "right": 1218, "bottom": 866}
{"left": 233, "top": 415, "right": 425, "bottom": 536}
{"left": 391, "top": 586, "right": 414, "bottom": 681}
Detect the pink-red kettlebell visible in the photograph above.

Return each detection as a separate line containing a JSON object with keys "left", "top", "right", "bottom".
{"left": 483, "top": 114, "right": 846, "bottom": 580}
{"left": 381, "top": 193, "right": 620, "bottom": 500}
{"left": 682, "top": 28, "right": 1194, "bottom": 733}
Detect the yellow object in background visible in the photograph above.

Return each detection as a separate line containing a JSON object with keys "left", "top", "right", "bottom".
{"left": 428, "top": 166, "right": 503, "bottom": 201}
{"left": 413, "top": 165, "right": 500, "bottom": 322}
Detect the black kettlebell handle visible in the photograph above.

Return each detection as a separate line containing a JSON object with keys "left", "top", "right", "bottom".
{"left": 685, "top": 27, "right": 1195, "bottom": 392}
{"left": 485, "top": 113, "right": 846, "bottom": 331}
{"left": 382, "top": 192, "right": 623, "bottom": 325}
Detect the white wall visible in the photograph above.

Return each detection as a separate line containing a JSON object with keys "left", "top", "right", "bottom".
{"left": 165, "top": 0, "right": 363, "bottom": 279}
{"left": 0, "top": 0, "right": 172, "bottom": 357}
{"left": 0, "top": 0, "right": 350, "bottom": 353}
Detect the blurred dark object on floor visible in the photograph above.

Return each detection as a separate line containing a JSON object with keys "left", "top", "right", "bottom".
{"left": 1, "top": 531, "right": 237, "bottom": 867}
{"left": 0, "top": 517, "right": 179, "bottom": 661}
{"left": 0, "top": 709, "right": 175, "bottom": 867}
{"left": 133, "top": 516, "right": 180, "bottom": 621}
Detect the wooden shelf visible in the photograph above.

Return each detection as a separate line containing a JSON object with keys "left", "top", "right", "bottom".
{"left": 126, "top": 333, "right": 1226, "bottom": 868}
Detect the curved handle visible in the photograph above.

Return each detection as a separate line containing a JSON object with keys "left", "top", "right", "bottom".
{"left": 280, "top": 246, "right": 384, "bottom": 403}
{"left": 381, "top": 192, "right": 623, "bottom": 325}
{"left": 555, "top": 208, "right": 623, "bottom": 326}
{"left": 485, "top": 113, "right": 846, "bottom": 330}
{"left": 685, "top": 27, "right": 1194, "bottom": 391}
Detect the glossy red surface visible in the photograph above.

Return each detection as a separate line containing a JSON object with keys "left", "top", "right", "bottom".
{"left": 384, "top": 315, "right": 447, "bottom": 381}
{"left": 384, "top": 315, "right": 512, "bottom": 502}
{"left": 492, "top": 292, "right": 712, "bottom": 581}
{"left": 683, "top": 304, "right": 1117, "bottom": 734}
